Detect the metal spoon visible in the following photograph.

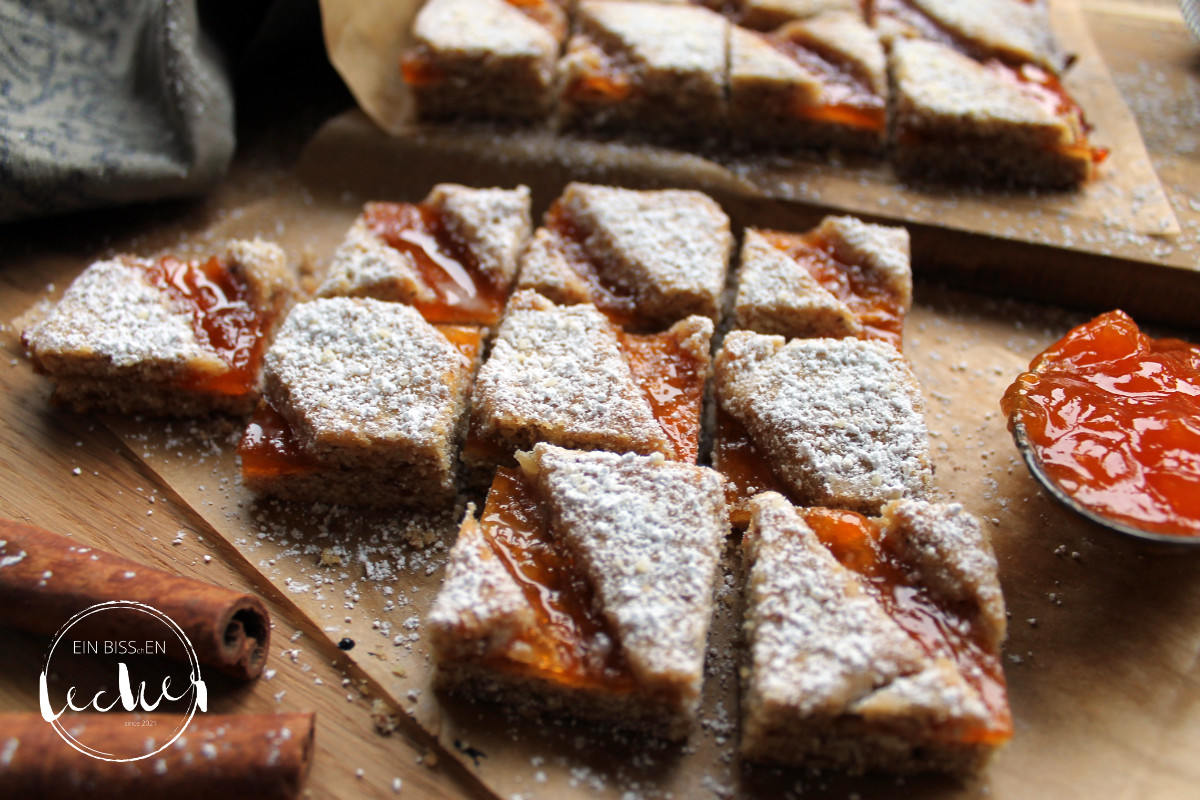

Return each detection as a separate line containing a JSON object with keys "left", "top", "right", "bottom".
{"left": 1009, "top": 421, "right": 1200, "bottom": 548}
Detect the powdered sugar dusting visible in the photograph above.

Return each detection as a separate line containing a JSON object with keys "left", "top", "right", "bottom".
{"left": 429, "top": 184, "right": 532, "bottom": 287}
{"left": 575, "top": 1, "right": 727, "bottom": 75}
{"left": 559, "top": 183, "right": 733, "bottom": 322}
{"left": 531, "top": 444, "right": 728, "bottom": 698}
{"left": 716, "top": 332, "right": 933, "bottom": 513}
{"left": 414, "top": 0, "right": 560, "bottom": 58}
{"left": 22, "top": 258, "right": 213, "bottom": 373}
{"left": 883, "top": 498, "right": 1007, "bottom": 650}
{"left": 743, "top": 493, "right": 924, "bottom": 717}
{"left": 428, "top": 513, "right": 535, "bottom": 660}
{"left": 470, "top": 291, "right": 671, "bottom": 456}
{"left": 265, "top": 298, "right": 473, "bottom": 455}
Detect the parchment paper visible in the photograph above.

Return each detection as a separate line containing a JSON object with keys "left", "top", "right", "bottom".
{"left": 317, "top": 0, "right": 1184, "bottom": 262}
{"left": 96, "top": 156, "right": 1200, "bottom": 800}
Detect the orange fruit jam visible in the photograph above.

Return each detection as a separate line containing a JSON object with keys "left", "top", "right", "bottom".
{"left": 472, "top": 467, "right": 636, "bottom": 691}
{"left": 1002, "top": 310, "right": 1200, "bottom": 537}
{"left": 761, "top": 229, "right": 906, "bottom": 351}
{"left": 801, "top": 507, "right": 1013, "bottom": 745}
{"left": 363, "top": 202, "right": 506, "bottom": 326}
{"left": 145, "top": 255, "right": 269, "bottom": 397}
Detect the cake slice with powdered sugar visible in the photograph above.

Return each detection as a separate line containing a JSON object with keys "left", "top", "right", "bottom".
{"left": 430, "top": 443, "right": 729, "bottom": 739}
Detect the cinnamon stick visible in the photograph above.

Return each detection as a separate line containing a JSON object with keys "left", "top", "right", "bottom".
{"left": 0, "top": 520, "right": 269, "bottom": 680}
{"left": 0, "top": 712, "right": 314, "bottom": 800}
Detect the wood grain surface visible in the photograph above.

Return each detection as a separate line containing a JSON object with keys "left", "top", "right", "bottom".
{"left": 1, "top": 2, "right": 1198, "bottom": 799}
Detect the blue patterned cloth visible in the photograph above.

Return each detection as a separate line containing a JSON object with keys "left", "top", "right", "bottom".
{"left": 0, "top": 0, "right": 235, "bottom": 221}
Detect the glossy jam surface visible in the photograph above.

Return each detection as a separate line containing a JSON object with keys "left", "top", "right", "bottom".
{"left": 435, "top": 324, "right": 484, "bottom": 364}
{"left": 145, "top": 255, "right": 266, "bottom": 396}
{"left": 801, "top": 507, "right": 1012, "bottom": 745}
{"left": 363, "top": 202, "right": 505, "bottom": 326}
{"left": 988, "top": 61, "right": 1108, "bottom": 165}
{"left": 764, "top": 230, "right": 905, "bottom": 350}
{"left": 238, "top": 401, "right": 319, "bottom": 479}
{"left": 773, "top": 39, "right": 886, "bottom": 131}
{"left": 713, "top": 410, "right": 782, "bottom": 526}
{"left": 1002, "top": 311, "right": 1200, "bottom": 537}
{"left": 476, "top": 468, "right": 636, "bottom": 691}
{"left": 618, "top": 330, "right": 706, "bottom": 463}
{"left": 543, "top": 202, "right": 639, "bottom": 326}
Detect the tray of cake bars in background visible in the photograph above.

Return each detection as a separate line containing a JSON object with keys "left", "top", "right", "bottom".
{"left": 314, "top": 0, "right": 1200, "bottom": 324}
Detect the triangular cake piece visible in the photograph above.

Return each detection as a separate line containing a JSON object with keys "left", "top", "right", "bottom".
{"left": 430, "top": 444, "right": 729, "bottom": 739}
{"left": 733, "top": 217, "right": 911, "bottom": 348}
{"left": 741, "top": 492, "right": 1012, "bottom": 773}
{"left": 463, "top": 290, "right": 712, "bottom": 484}
{"left": 557, "top": 0, "right": 729, "bottom": 143}
{"left": 516, "top": 182, "right": 733, "bottom": 327}
{"left": 22, "top": 239, "right": 293, "bottom": 416}
{"left": 730, "top": 12, "right": 888, "bottom": 153}
{"left": 736, "top": 0, "right": 862, "bottom": 32}
{"left": 713, "top": 331, "right": 933, "bottom": 524}
{"left": 870, "top": 0, "right": 1062, "bottom": 72}
{"left": 401, "top": 0, "right": 567, "bottom": 121}
{"left": 317, "top": 183, "right": 532, "bottom": 326}
{"left": 889, "top": 37, "right": 1105, "bottom": 188}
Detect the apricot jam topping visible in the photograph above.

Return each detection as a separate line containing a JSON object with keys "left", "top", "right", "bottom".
{"left": 461, "top": 320, "right": 704, "bottom": 466}
{"left": 238, "top": 401, "right": 319, "bottom": 480}
{"left": 801, "top": 507, "right": 1012, "bottom": 744}
{"left": 618, "top": 330, "right": 705, "bottom": 463}
{"left": 988, "top": 61, "right": 1108, "bottom": 165}
{"left": 563, "top": 46, "right": 634, "bottom": 105}
{"left": 399, "top": 52, "right": 445, "bottom": 88}
{"left": 475, "top": 468, "right": 636, "bottom": 691}
{"left": 1002, "top": 311, "right": 1200, "bottom": 537}
{"left": 238, "top": 325, "right": 481, "bottom": 479}
{"left": 363, "top": 202, "right": 506, "bottom": 326}
{"left": 543, "top": 202, "right": 639, "bottom": 327}
{"left": 713, "top": 410, "right": 782, "bottom": 527}
{"left": 763, "top": 229, "right": 905, "bottom": 350}
{"left": 145, "top": 255, "right": 268, "bottom": 397}
{"left": 772, "top": 38, "right": 886, "bottom": 131}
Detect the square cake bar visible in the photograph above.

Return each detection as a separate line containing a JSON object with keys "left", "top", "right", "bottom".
{"left": 402, "top": 0, "right": 567, "bottom": 121}
{"left": 733, "top": 216, "right": 911, "bottom": 348}
{"left": 741, "top": 492, "right": 1011, "bottom": 773}
{"left": 516, "top": 182, "right": 734, "bottom": 328}
{"left": 317, "top": 183, "right": 532, "bottom": 326}
{"left": 557, "top": 0, "right": 729, "bottom": 143}
{"left": 889, "top": 38, "right": 1105, "bottom": 189}
{"left": 22, "top": 239, "right": 293, "bottom": 416}
{"left": 463, "top": 290, "right": 713, "bottom": 484}
{"left": 729, "top": 12, "right": 888, "bottom": 154}
{"left": 238, "top": 297, "right": 481, "bottom": 508}
{"left": 714, "top": 332, "right": 932, "bottom": 525}
{"left": 430, "top": 443, "right": 729, "bottom": 739}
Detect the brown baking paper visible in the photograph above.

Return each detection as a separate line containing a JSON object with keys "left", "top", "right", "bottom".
{"left": 317, "top": 0, "right": 1184, "bottom": 266}
{"left": 91, "top": 171, "right": 1200, "bottom": 800}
